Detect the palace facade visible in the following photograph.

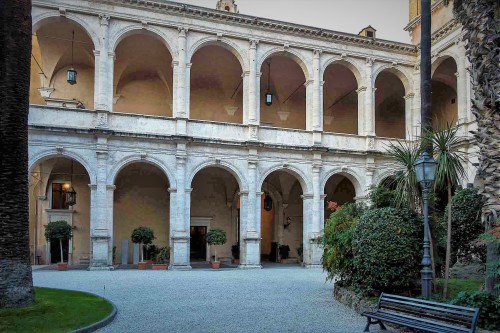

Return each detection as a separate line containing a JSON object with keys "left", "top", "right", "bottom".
{"left": 28, "top": 0, "right": 477, "bottom": 269}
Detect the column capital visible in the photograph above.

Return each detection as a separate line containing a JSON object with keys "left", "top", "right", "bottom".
{"left": 185, "top": 188, "right": 193, "bottom": 193}
{"left": 178, "top": 27, "right": 189, "bottom": 36}
{"left": 304, "top": 79, "right": 314, "bottom": 87}
{"left": 249, "top": 39, "right": 259, "bottom": 48}
{"left": 106, "top": 185, "right": 116, "bottom": 191}
{"left": 96, "top": 151, "right": 108, "bottom": 159}
{"left": 320, "top": 194, "right": 327, "bottom": 200}
{"left": 313, "top": 49, "right": 322, "bottom": 57}
{"left": 99, "top": 14, "right": 110, "bottom": 26}
{"left": 238, "top": 190, "right": 249, "bottom": 196}
{"left": 356, "top": 86, "right": 367, "bottom": 94}
{"left": 107, "top": 51, "right": 115, "bottom": 59}
{"left": 168, "top": 187, "right": 177, "bottom": 193}
{"left": 404, "top": 92, "right": 415, "bottom": 100}
{"left": 93, "top": 50, "right": 100, "bottom": 56}
{"left": 301, "top": 193, "right": 314, "bottom": 200}
{"left": 88, "top": 184, "right": 97, "bottom": 190}
{"left": 366, "top": 57, "right": 375, "bottom": 66}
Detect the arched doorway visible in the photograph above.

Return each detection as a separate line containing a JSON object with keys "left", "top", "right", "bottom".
{"left": 190, "top": 44, "right": 244, "bottom": 123}
{"left": 113, "top": 162, "right": 170, "bottom": 264}
{"left": 375, "top": 70, "right": 406, "bottom": 138}
{"left": 260, "top": 53, "right": 307, "bottom": 129}
{"left": 114, "top": 33, "right": 173, "bottom": 116}
{"left": 29, "top": 157, "right": 91, "bottom": 265}
{"left": 323, "top": 62, "right": 359, "bottom": 134}
{"left": 432, "top": 57, "right": 458, "bottom": 127}
{"left": 31, "top": 18, "right": 95, "bottom": 108}
{"left": 323, "top": 173, "right": 357, "bottom": 222}
{"left": 190, "top": 167, "right": 240, "bottom": 264}
{"left": 260, "top": 170, "right": 304, "bottom": 263}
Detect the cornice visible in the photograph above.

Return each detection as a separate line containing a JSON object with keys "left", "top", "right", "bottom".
{"left": 404, "top": 0, "right": 449, "bottom": 31}
{"left": 33, "top": 0, "right": 417, "bottom": 55}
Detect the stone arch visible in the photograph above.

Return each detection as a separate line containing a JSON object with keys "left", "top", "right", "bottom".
{"left": 321, "top": 168, "right": 364, "bottom": 198}
{"left": 29, "top": 149, "right": 96, "bottom": 184}
{"left": 188, "top": 37, "right": 247, "bottom": 72}
{"left": 32, "top": 13, "right": 99, "bottom": 49}
{"left": 259, "top": 164, "right": 312, "bottom": 194}
{"left": 258, "top": 48, "right": 311, "bottom": 80}
{"left": 431, "top": 53, "right": 459, "bottom": 77}
{"left": 374, "top": 169, "right": 397, "bottom": 186}
{"left": 187, "top": 160, "right": 247, "bottom": 192}
{"left": 108, "top": 155, "right": 176, "bottom": 188}
{"left": 110, "top": 25, "right": 175, "bottom": 56}
{"left": 321, "top": 58, "right": 363, "bottom": 86}
{"left": 372, "top": 65, "right": 413, "bottom": 94}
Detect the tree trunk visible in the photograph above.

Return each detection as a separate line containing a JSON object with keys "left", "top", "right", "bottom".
{"left": 0, "top": 0, "right": 34, "bottom": 308}
{"left": 443, "top": 180, "right": 452, "bottom": 298}
{"left": 59, "top": 239, "right": 64, "bottom": 264}
{"left": 453, "top": 0, "right": 500, "bottom": 296}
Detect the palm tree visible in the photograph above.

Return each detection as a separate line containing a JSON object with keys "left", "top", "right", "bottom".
{"left": 453, "top": 0, "right": 500, "bottom": 296}
{"left": 0, "top": 0, "right": 35, "bottom": 308}
{"left": 385, "top": 140, "right": 423, "bottom": 211}
{"left": 429, "top": 124, "right": 467, "bottom": 298}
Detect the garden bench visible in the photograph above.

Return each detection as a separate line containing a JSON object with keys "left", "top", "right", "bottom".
{"left": 362, "top": 293, "right": 480, "bottom": 333}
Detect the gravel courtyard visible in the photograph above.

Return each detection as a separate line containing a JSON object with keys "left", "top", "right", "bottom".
{"left": 33, "top": 266, "right": 391, "bottom": 333}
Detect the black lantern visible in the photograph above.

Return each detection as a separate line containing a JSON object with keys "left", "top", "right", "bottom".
{"left": 264, "top": 193, "right": 273, "bottom": 211}
{"left": 414, "top": 151, "right": 437, "bottom": 184}
{"left": 67, "top": 30, "right": 77, "bottom": 85}
{"left": 265, "top": 60, "right": 273, "bottom": 106}
{"left": 67, "top": 68, "right": 77, "bottom": 85}
{"left": 65, "top": 186, "right": 77, "bottom": 206}
{"left": 65, "top": 160, "right": 77, "bottom": 206}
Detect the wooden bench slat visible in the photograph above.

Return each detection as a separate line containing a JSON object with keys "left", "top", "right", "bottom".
{"left": 361, "top": 293, "right": 479, "bottom": 333}
{"left": 364, "top": 312, "right": 469, "bottom": 333}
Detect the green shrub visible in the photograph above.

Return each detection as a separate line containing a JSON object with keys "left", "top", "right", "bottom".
{"left": 44, "top": 221, "right": 73, "bottom": 263}
{"left": 153, "top": 246, "right": 170, "bottom": 264}
{"left": 444, "top": 188, "right": 485, "bottom": 264}
{"left": 450, "top": 291, "right": 500, "bottom": 330}
{"left": 368, "top": 185, "right": 396, "bottom": 208}
{"left": 131, "top": 227, "right": 155, "bottom": 262}
{"left": 352, "top": 207, "right": 422, "bottom": 295}
{"left": 322, "top": 203, "right": 365, "bottom": 284}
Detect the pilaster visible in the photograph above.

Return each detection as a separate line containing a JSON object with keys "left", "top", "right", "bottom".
{"left": 95, "top": 15, "right": 113, "bottom": 112}
{"left": 404, "top": 93, "right": 415, "bottom": 140}
{"left": 247, "top": 39, "right": 259, "bottom": 125}
{"left": 364, "top": 58, "right": 376, "bottom": 136}
{"left": 174, "top": 27, "right": 189, "bottom": 120}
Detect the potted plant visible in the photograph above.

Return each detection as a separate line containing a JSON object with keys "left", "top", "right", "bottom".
{"left": 231, "top": 244, "right": 240, "bottom": 265}
{"left": 143, "top": 244, "right": 159, "bottom": 265}
{"left": 279, "top": 244, "right": 290, "bottom": 264}
{"left": 152, "top": 246, "right": 170, "bottom": 270}
{"left": 206, "top": 228, "right": 227, "bottom": 269}
{"left": 131, "top": 226, "right": 155, "bottom": 270}
{"left": 44, "top": 220, "right": 72, "bottom": 271}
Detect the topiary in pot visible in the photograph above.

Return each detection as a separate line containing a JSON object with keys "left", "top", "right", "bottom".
{"left": 44, "top": 220, "right": 73, "bottom": 270}
{"left": 206, "top": 228, "right": 227, "bottom": 269}
{"left": 131, "top": 226, "right": 155, "bottom": 268}
{"left": 152, "top": 246, "right": 170, "bottom": 270}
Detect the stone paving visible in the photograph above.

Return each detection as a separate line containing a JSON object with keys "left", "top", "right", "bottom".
{"left": 33, "top": 266, "right": 394, "bottom": 333}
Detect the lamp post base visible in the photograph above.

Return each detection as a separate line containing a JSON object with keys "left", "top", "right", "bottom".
{"left": 421, "top": 267, "right": 433, "bottom": 299}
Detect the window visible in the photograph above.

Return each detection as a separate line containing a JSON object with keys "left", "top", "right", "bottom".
{"left": 367, "top": 31, "right": 374, "bottom": 38}
{"left": 225, "top": 5, "right": 230, "bottom": 11}
{"left": 52, "top": 183, "right": 70, "bottom": 209}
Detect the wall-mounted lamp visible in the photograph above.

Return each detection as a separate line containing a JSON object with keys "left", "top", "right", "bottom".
{"left": 284, "top": 216, "right": 291, "bottom": 229}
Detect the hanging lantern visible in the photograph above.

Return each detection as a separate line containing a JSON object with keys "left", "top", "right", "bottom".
{"left": 264, "top": 193, "right": 273, "bottom": 211}
{"left": 67, "top": 30, "right": 77, "bottom": 85}
{"left": 265, "top": 92, "right": 273, "bottom": 106}
{"left": 67, "top": 68, "right": 77, "bottom": 85}
{"left": 65, "top": 186, "right": 77, "bottom": 206}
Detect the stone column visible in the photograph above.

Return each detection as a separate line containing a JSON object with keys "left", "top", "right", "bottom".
{"left": 412, "top": 64, "right": 422, "bottom": 139}
{"left": 170, "top": 143, "right": 191, "bottom": 270}
{"left": 312, "top": 50, "right": 323, "bottom": 145}
{"left": 305, "top": 79, "right": 314, "bottom": 131}
{"left": 247, "top": 39, "right": 259, "bottom": 125}
{"left": 309, "top": 157, "right": 323, "bottom": 266}
{"left": 302, "top": 193, "right": 319, "bottom": 267}
{"left": 404, "top": 93, "right": 415, "bottom": 140}
{"left": 240, "top": 150, "right": 261, "bottom": 268}
{"left": 356, "top": 86, "right": 367, "bottom": 135}
{"left": 173, "top": 28, "right": 189, "bottom": 136}
{"left": 364, "top": 58, "right": 376, "bottom": 136}
{"left": 89, "top": 148, "right": 112, "bottom": 270}
{"left": 95, "top": 15, "right": 113, "bottom": 112}
{"left": 456, "top": 43, "right": 469, "bottom": 126}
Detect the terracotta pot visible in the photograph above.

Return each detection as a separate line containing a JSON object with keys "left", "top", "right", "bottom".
{"left": 211, "top": 261, "right": 221, "bottom": 269}
{"left": 280, "top": 259, "right": 288, "bottom": 264}
{"left": 57, "top": 262, "right": 68, "bottom": 271}
{"left": 152, "top": 264, "right": 168, "bottom": 270}
{"left": 232, "top": 259, "right": 240, "bottom": 265}
{"left": 137, "top": 262, "right": 148, "bottom": 270}
{"left": 144, "top": 260, "right": 154, "bottom": 265}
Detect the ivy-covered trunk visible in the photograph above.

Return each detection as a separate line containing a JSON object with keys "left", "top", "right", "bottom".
{"left": 0, "top": 0, "right": 35, "bottom": 308}
{"left": 453, "top": 0, "right": 500, "bottom": 296}
{"left": 443, "top": 180, "right": 453, "bottom": 298}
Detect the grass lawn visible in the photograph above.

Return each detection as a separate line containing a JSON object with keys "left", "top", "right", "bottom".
{"left": 435, "top": 278, "right": 483, "bottom": 300}
{"left": 0, "top": 287, "right": 113, "bottom": 333}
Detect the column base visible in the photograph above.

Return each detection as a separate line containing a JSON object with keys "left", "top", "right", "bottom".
{"left": 88, "top": 265, "right": 114, "bottom": 271}
{"left": 169, "top": 264, "right": 192, "bottom": 271}
{"left": 238, "top": 264, "right": 262, "bottom": 270}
